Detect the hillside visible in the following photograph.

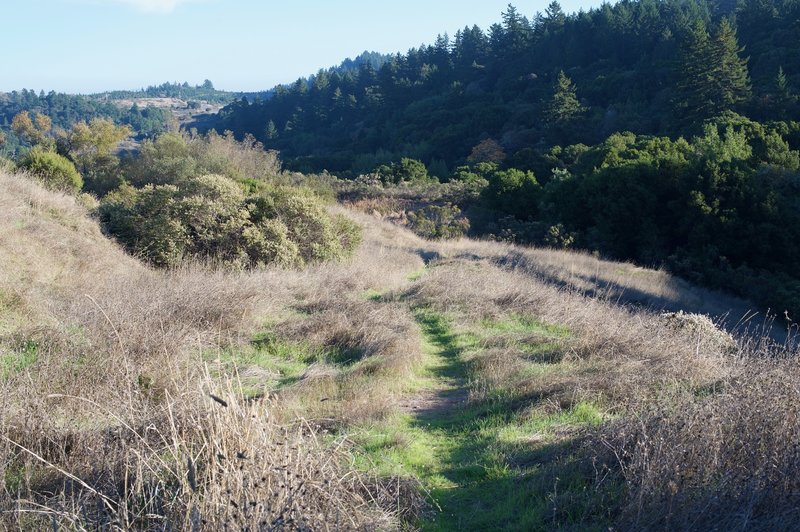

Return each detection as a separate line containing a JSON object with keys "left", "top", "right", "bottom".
{"left": 2, "top": 168, "right": 798, "bottom": 529}
{"left": 214, "top": 0, "right": 800, "bottom": 322}
{"left": 217, "top": 0, "right": 800, "bottom": 174}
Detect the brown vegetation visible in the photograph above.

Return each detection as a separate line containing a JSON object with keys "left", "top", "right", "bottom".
{"left": 0, "top": 169, "right": 423, "bottom": 528}
{"left": 2, "top": 167, "right": 799, "bottom": 529}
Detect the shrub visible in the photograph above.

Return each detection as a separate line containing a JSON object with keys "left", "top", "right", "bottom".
{"left": 0, "top": 156, "right": 15, "bottom": 173}
{"left": 248, "top": 187, "right": 362, "bottom": 265}
{"left": 123, "top": 132, "right": 197, "bottom": 187}
{"left": 100, "top": 183, "right": 188, "bottom": 266}
{"left": 375, "top": 158, "right": 432, "bottom": 185}
{"left": 407, "top": 203, "right": 470, "bottom": 240}
{"left": 188, "top": 130, "right": 281, "bottom": 182}
{"left": 19, "top": 146, "right": 83, "bottom": 193}
{"left": 99, "top": 175, "right": 361, "bottom": 268}
{"left": 480, "top": 167, "right": 541, "bottom": 219}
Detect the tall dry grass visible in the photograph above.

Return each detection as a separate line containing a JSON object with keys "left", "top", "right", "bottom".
{"left": 399, "top": 246, "right": 800, "bottom": 529}
{"left": 1, "top": 378, "right": 399, "bottom": 530}
{"left": 4, "top": 165, "right": 799, "bottom": 529}
{"left": 439, "top": 238, "right": 761, "bottom": 330}
{"left": 404, "top": 258, "right": 735, "bottom": 409}
{"left": 0, "top": 169, "right": 422, "bottom": 529}
{"left": 600, "top": 357, "right": 800, "bottom": 530}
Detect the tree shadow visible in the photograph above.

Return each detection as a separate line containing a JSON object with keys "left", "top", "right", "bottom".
{"left": 410, "top": 309, "right": 622, "bottom": 530}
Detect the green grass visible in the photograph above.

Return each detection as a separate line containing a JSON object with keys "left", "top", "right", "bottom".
{"left": 407, "top": 267, "right": 427, "bottom": 281}
{"left": 363, "top": 288, "right": 384, "bottom": 301}
{"left": 472, "top": 313, "right": 575, "bottom": 367}
{"left": 202, "top": 325, "right": 372, "bottom": 397}
{"left": 0, "top": 340, "right": 38, "bottom": 380}
{"left": 349, "top": 308, "right": 619, "bottom": 530}
{"left": 478, "top": 314, "right": 572, "bottom": 339}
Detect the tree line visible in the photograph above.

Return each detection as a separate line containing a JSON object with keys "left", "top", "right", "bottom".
{"left": 0, "top": 89, "right": 173, "bottom": 155}
{"left": 215, "top": 0, "right": 800, "bottom": 316}
{"left": 215, "top": 0, "right": 798, "bottom": 175}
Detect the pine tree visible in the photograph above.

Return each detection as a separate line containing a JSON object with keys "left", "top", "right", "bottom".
{"left": 674, "top": 20, "right": 716, "bottom": 121}
{"left": 544, "top": 1, "right": 566, "bottom": 32}
{"left": 545, "top": 70, "right": 585, "bottom": 126}
{"left": 710, "top": 19, "right": 751, "bottom": 110}
{"left": 674, "top": 19, "right": 750, "bottom": 124}
{"left": 501, "top": 4, "right": 531, "bottom": 53}
{"left": 776, "top": 66, "right": 790, "bottom": 100}
{"left": 264, "top": 120, "right": 278, "bottom": 140}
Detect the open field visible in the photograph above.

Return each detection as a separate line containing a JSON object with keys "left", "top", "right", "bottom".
{"left": 1, "top": 168, "right": 798, "bottom": 530}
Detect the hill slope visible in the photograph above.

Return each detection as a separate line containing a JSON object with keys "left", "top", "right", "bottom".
{"left": 213, "top": 0, "right": 800, "bottom": 320}
{"left": 1, "top": 169, "right": 798, "bottom": 529}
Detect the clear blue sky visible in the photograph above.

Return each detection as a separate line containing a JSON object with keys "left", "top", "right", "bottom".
{"left": 2, "top": 0, "right": 607, "bottom": 94}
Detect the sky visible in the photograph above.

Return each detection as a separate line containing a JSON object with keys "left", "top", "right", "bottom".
{"left": 1, "top": 0, "right": 607, "bottom": 94}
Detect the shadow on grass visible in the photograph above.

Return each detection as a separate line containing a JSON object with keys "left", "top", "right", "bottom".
{"left": 410, "top": 309, "right": 622, "bottom": 531}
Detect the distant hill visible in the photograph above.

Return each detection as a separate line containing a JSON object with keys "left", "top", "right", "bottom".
{"left": 0, "top": 89, "right": 174, "bottom": 154}
{"left": 0, "top": 80, "right": 254, "bottom": 154}
{"left": 215, "top": 0, "right": 800, "bottom": 175}
{"left": 93, "top": 80, "right": 248, "bottom": 105}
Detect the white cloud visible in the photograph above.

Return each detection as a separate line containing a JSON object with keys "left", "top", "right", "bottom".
{"left": 113, "top": 0, "right": 196, "bottom": 13}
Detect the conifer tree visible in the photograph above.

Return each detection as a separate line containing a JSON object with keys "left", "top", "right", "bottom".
{"left": 710, "top": 19, "right": 751, "bottom": 110}
{"left": 776, "top": 66, "right": 790, "bottom": 99}
{"left": 674, "top": 21, "right": 716, "bottom": 121}
{"left": 544, "top": 1, "right": 566, "bottom": 32}
{"left": 674, "top": 19, "right": 750, "bottom": 124}
{"left": 545, "top": 70, "right": 584, "bottom": 126}
{"left": 264, "top": 120, "right": 278, "bottom": 140}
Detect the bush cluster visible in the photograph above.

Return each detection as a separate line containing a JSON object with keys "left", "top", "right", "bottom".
{"left": 19, "top": 146, "right": 83, "bottom": 193}
{"left": 99, "top": 174, "right": 360, "bottom": 268}
{"left": 407, "top": 203, "right": 469, "bottom": 240}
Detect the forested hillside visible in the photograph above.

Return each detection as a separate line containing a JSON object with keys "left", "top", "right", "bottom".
{"left": 215, "top": 0, "right": 800, "bottom": 316}
{"left": 0, "top": 89, "right": 174, "bottom": 152}
{"left": 96, "top": 80, "right": 243, "bottom": 104}
{"left": 217, "top": 0, "right": 800, "bottom": 173}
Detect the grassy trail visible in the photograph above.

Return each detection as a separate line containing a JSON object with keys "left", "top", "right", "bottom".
{"left": 353, "top": 303, "right": 614, "bottom": 531}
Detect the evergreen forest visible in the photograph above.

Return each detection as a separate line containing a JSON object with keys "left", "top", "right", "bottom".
{"left": 215, "top": 0, "right": 800, "bottom": 316}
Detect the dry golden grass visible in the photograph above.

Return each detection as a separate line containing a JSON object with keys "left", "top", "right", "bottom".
{"left": 438, "top": 238, "right": 759, "bottom": 327}
{"left": 2, "top": 166, "right": 798, "bottom": 529}
{"left": 0, "top": 170, "right": 417, "bottom": 529}
{"left": 602, "top": 359, "right": 800, "bottom": 530}
{"left": 1, "top": 378, "right": 400, "bottom": 530}
{"left": 276, "top": 294, "right": 423, "bottom": 423}
{"left": 404, "top": 258, "right": 734, "bottom": 409}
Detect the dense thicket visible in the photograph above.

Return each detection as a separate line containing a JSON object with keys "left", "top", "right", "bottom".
{"left": 474, "top": 114, "right": 800, "bottom": 312}
{"left": 4, "top": 110, "right": 361, "bottom": 269}
{"left": 99, "top": 132, "right": 360, "bottom": 268}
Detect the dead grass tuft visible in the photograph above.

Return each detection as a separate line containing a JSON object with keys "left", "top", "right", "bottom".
{"left": 406, "top": 259, "right": 733, "bottom": 408}
{"left": 603, "top": 359, "right": 800, "bottom": 530}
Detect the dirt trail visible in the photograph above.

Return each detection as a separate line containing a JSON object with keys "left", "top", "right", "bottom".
{"left": 398, "top": 387, "right": 469, "bottom": 418}
{"left": 398, "top": 307, "right": 471, "bottom": 420}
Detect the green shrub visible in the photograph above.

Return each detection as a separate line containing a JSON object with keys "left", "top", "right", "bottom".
{"left": 0, "top": 156, "right": 15, "bottom": 173}
{"left": 480, "top": 168, "right": 541, "bottom": 219}
{"left": 99, "top": 175, "right": 361, "bottom": 269}
{"left": 124, "top": 132, "right": 197, "bottom": 187}
{"left": 375, "top": 158, "right": 432, "bottom": 185}
{"left": 188, "top": 130, "right": 281, "bottom": 183}
{"left": 81, "top": 154, "right": 125, "bottom": 197}
{"left": 407, "top": 203, "right": 469, "bottom": 240}
{"left": 19, "top": 146, "right": 83, "bottom": 193}
{"left": 248, "top": 186, "right": 362, "bottom": 265}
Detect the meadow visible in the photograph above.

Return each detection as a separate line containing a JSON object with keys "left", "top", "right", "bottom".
{"left": 1, "top": 168, "right": 798, "bottom": 530}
